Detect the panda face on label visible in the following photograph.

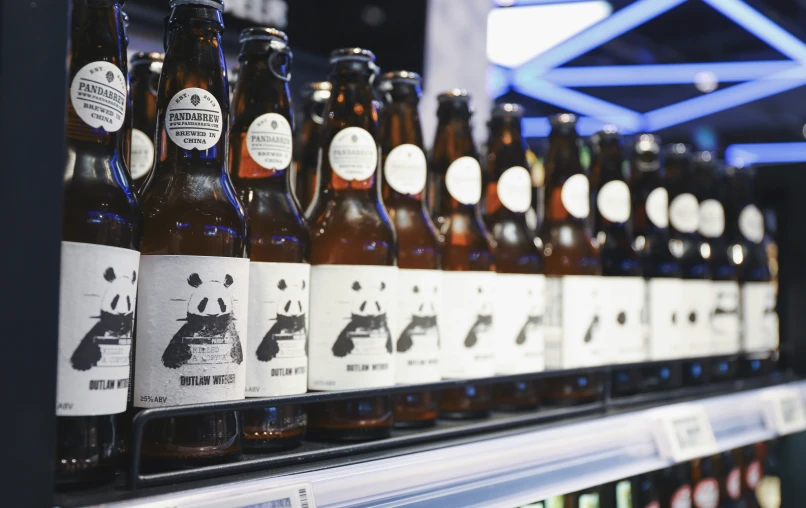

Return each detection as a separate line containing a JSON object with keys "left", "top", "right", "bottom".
{"left": 276, "top": 279, "right": 306, "bottom": 318}
{"left": 411, "top": 284, "right": 437, "bottom": 318}
{"left": 350, "top": 280, "right": 388, "bottom": 317}
{"left": 186, "top": 272, "right": 234, "bottom": 317}
{"left": 101, "top": 267, "right": 136, "bottom": 317}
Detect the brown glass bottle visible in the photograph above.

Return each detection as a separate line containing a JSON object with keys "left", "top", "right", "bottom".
{"left": 128, "top": 51, "right": 162, "bottom": 191}
{"left": 378, "top": 71, "right": 442, "bottom": 428}
{"left": 691, "top": 455, "right": 721, "bottom": 508}
{"left": 430, "top": 90, "right": 495, "bottom": 419}
{"left": 590, "top": 129, "right": 644, "bottom": 396}
{"left": 294, "top": 81, "right": 331, "bottom": 212}
{"left": 305, "top": 48, "right": 396, "bottom": 441}
{"left": 56, "top": 0, "right": 141, "bottom": 488}
{"left": 133, "top": 0, "right": 247, "bottom": 471}
{"left": 228, "top": 28, "right": 308, "bottom": 451}
{"left": 655, "top": 462, "right": 693, "bottom": 508}
{"left": 484, "top": 103, "right": 543, "bottom": 410}
{"left": 540, "top": 114, "right": 604, "bottom": 405}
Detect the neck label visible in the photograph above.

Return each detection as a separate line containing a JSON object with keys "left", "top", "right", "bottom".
{"left": 70, "top": 61, "right": 127, "bottom": 132}
{"left": 165, "top": 87, "right": 223, "bottom": 151}
{"left": 384, "top": 144, "right": 427, "bottom": 195}
{"left": 130, "top": 128, "right": 155, "bottom": 180}
{"left": 247, "top": 113, "right": 293, "bottom": 170}
{"left": 446, "top": 156, "right": 482, "bottom": 205}
{"left": 669, "top": 193, "right": 699, "bottom": 233}
{"left": 497, "top": 166, "right": 532, "bottom": 213}
{"left": 329, "top": 127, "right": 378, "bottom": 181}
{"left": 739, "top": 204, "right": 765, "bottom": 244}
{"left": 561, "top": 174, "right": 590, "bottom": 219}
{"left": 597, "top": 180, "right": 631, "bottom": 223}
{"left": 646, "top": 187, "right": 669, "bottom": 228}
{"left": 698, "top": 199, "right": 725, "bottom": 238}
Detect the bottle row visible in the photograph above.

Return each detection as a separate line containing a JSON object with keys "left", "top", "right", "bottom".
{"left": 56, "top": 0, "right": 780, "bottom": 488}
{"left": 521, "top": 440, "right": 780, "bottom": 508}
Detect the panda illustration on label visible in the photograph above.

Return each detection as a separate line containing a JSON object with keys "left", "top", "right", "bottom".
{"left": 464, "top": 286, "right": 493, "bottom": 348}
{"left": 71, "top": 267, "right": 136, "bottom": 371}
{"left": 710, "top": 287, "right": 738, "bottom": 334}
{"left": 515, "top": 287, "right": 542, "bottom": 345}
{"left": 583, "top": 287, "right": 601, "bottom": 343}
{"left": 162, "top": 273, "right": 243, "bottom": 369}
{"left": 397, "top": 283, "right": 439, "bottom": 352}
{"left": 332, "top": 281, "right": 393, "bottom": 357}
{"left": 256, "top": 279, "right": 307, "bottom": 362}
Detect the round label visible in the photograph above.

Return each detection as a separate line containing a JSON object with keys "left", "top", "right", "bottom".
{"left": 446, "top": 156, "right": 482, "bottom": 205}
{"left": 692, "top": 478, "right": 719, "bottom": 508}
{"left": 698, "top": 199, "right": 725, "bottom": 238}
{"left": 745, "top": 460, "right": 762, "bottom": 489}
{"left": 497, "top": 166, "right": 532, "bottom": 213}
{"left": 727, "top": 467, "right": 741, "bottom": 500}
{"left": 646, "top": 187, "right": 669, "bottom": 228}
{"left": 597, "top": 180, "right": 631, "bottom": 223}
{"left": 561, "top": 173, "right": 590, "bottom": 219}
{"left": 328, "top": 126, "right": 378, "bottom": 181}
{"left": 384, "top": 144, "right": 427, "bottom": 195}
{"left": 130, "top": 128, "right": 154, "bottom": 180}
{"left": 645, "top": 503, "right": 660, "bottom": 508}
{"left": 70, "top": 61, "right": 127, "bottom": 132}
{"left": 165, "top": 87, "right": 223, "bottom": 150}
{"left": 670, "top": 485, "right": 692, "bottom": 508}
{"left": 739, "top": 205, "right": 765, "bottom": 244}
{"left": 669, "top": 193, "right": 700, "bottom": 233}
{"left": 246, "top": 113, "right": 293, "bottom": 170}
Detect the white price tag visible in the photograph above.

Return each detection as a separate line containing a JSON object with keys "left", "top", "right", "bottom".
{"left": 652, "top": 405, "right": 717, "bottom": 462}
{"left": 762, "top": 387, "right": 806, "bottom": 436}
{"left": 185, "top": 482, "right": 315, "bottom": 508}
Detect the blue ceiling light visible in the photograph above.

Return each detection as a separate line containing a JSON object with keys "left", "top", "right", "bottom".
{"left": 725, "top": 142, "right": 806, "bottom": 166}
{"left": 487, "top": 65, "right": 511, "bottom": 99}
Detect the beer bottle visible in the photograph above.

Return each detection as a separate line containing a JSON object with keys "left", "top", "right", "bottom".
{"left": 294, "top": 81, "right": 331, "bottom": 211}
{"left": 228, "top": 28, "right": 307, "bottom": 451}
{"left": 430, "top": 90, "right": 496, "bottom": 418}
{"left": 484, "top": 103, "right": 544, "bottom": 410}
{"left": 655, "top": 463, "right": 692, "bottom": 508}
{"left": 56, "top": 0, "right": 141, "bottom": 487}
{"left": 378, "top": 71, "right": 442, "bottom": 427}
{"left": 691, "top": 456, "right": 720, "bottom": 508}
{"left": 721, "top": 449, "right": 744, "bottom": 507}
{"left": 630, "top": 135, "right": 683, "bottom": 391}
{"left": 129, "top": 52, "right": 163, "bottom": 191}
{"left": 742, "top": 443, "right": 765, "bottom": 508}
{"left": 305, "top": 48, "right": 397, "bottom": 440}
{"left": 693, "top": 153, "right": 740, "bottom": 380}
{"left": 726, "top": 167, "right": 778, "bottom": 375}
{"left": 540, "top": 114, "right": 604, "bottom": 404}
{"left": 134, "top": 0, "right": 248, "bottom": 470}
{"left": 631, "top": 472, "right": 661, "bottom": 508}
{"left": 590, "top": 129, "right": 644, "bottom": 395}
{"left": 228, "top": 63, "right": 240, "bottom": 96}
{"left": 665, "top": 144, "right": 711, "bottom": 384}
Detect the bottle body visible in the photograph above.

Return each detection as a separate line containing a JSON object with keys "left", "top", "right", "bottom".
{"left": 294, "top": 82, "right": 331, "bottom": 212}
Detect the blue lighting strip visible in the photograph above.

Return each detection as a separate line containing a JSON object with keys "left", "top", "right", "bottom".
{"left": 487, "top": 65, "right": 511, "bottom": 99}
{"left": 725, "top": 142, "right": 806, "bottom": 166}
{"left": 539, "top": 61, "right": 798, "bottom": 87}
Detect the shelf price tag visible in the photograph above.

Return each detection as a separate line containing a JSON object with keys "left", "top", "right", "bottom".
{"left": 184, "top": 482, "right": 316, "bottom": 508}
{"left": 652, "top": 404, "right": 718, "bottom": 463}
{"left": 761, "top": 387, "right": 806, "bottom": 436}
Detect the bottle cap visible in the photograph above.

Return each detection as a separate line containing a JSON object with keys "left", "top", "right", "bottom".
{"left": 330, "top": 47, "right": 376, "bottom": 64}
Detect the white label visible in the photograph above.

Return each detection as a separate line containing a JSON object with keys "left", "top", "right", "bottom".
{"left": 544, "top": 276, "right": 604, "bottom": 368}
{"left": 497, "top": 166, "right": 532, "bottom": 213}
{"left": 597, "top": 180, "right": 631, "bottom": 223}
{"left": 739, "top": 205, "right": 765, "bottom": 244}
{"left": 647, "top": 278, "right": 684, "bottom": 361}
{"left": 328, "top": 127, "right": 378, "bottom": 181}
{"left": 616, "top": 480, "right": 632, "bottom": 508}
{"left": 746, "top": 460, "right": 762, "bottom": 490}
{"left": 308, "top": 265, "right": 397, "bottom": 390}
{"left": 440, "top": 271, "right": 497, "bottom": 378}
{"left": 185, "top": 482, "right": 316, "bottom": 508}
{"left": 599, "top": 277, "right": 645, "bottom": 364}
{"left": 669, "top": 193, "right": 700, "bottom": 233}
{"left": 384, "top": 144, "right": 427, "bottom": 195}
{"left": 671, "top": 486, "right": 692, "bottom": 508}
{"left": 698, "top": 199, "right": 725, "bottom": 238}
{"left": 134, "top": 255, "right": 249, "bottom": 407}
{"left": 680, "top": 279, "right": 713, "bottom": 357}
{"left": 560, "top": 173, "right": 590, "bottom": 219}
{"left": 726, "top": 467, "right": 741, "bottom": 500}
{"left": 165, "top": 87, "right": 223, "bottom": 150}
{"left": 653, "top": 405, "right": 717, "bottom": 462}
{"left": 56, "top": 242, "right": 139, "bottom": 416}
{"left": 445, "top": 156, "right": 482, "bottom": 205}
{"left": 394, "top": 269, "right": 442, "bottom": 384}
{"left": 70, "top": 61, "right": 127, "bottom": 132}
{"left": 130, "top": 128, "right": 154, "bottom": 180}
{"left": 741, "top": 282, "right": 779, "bottom": 353}
{"left": 646, "top": 187, "right": 669, "bottom": 228}
{"left": 246, "top": 113, "right": 293, "bottom": 170}
{"left": 710, "top": 281, "right": 739, "bottom": 355}
{"left": 761, "top": 387, "right": 806, "bottom": 435}
{"left": 692, "top": 478, "right": 720, "bottom": 508}
{"left": 245, "top": 262, "right": 309, "bottom": 397}
{"left": 579, "top": 493, "right": 600, "bottom": 508}
{"left": 495, "top": 273, "right": 545, "bottom": 375}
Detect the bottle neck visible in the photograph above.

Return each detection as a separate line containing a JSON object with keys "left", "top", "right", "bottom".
{"left": 380, "top": 95, "right": 426, "bottom": 203}
{"left": 232, "top": 44, "right": 292, "bottom": 128}
{"left": 433, "top": 115, "right": 479, "bottom": 215}
{"left": 66, "top": 0, "right": 128, "bottom": 152}
{"left": 487, "top": 122, "right": 528, "bottom": 178}
{"left": 544, "top": 132, "right": 585, "bottom": 224}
